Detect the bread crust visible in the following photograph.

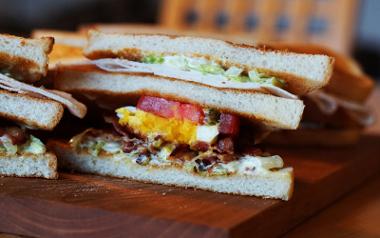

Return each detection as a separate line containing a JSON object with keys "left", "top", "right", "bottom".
{"left": 84, "top": 31, "right": 334, "bottom": 96}
{"left": 53, "top": 64, "right": 305, "bottom": 130}
{"left": 0, "top": 34, "right": 54, "bottom": 82}
{"left": 56, "top": 64, "right": 281, "bottom": 94}
{"left": 31, "top": 29, "right": 86, "bottom": 48}
{"left": 0, "top": 90, "right": 64, "bottom": 130}
{"left": 85, "top": 49, "right": 333, "bottom": 96}
{"left": 0, "top": 152, "right": 58, "bottom": 179}
{"left": 262, "top": 42, "right": 375, "bottom": 102}
{"left": 48, "top": 140, "right": 293, "bottom": 200}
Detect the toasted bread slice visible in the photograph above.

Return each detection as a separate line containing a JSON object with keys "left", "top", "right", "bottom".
{"left": 0, "top": 90, "right": 64, "bottom": 130}
{"left": 266, "top": 43, "right": 375, "bottom": 103}
{"left": 49, "top": 140, "right": 293, "bottom": 200}
{"left": 264, "top": 128, "right": 361, "bottom": 147}
{"left": 31, "top": 30, "right": 87, "bottom": 69}
{"left": 0, "top": 152, "right": 58, "bottom": 179}
{"left": 48, "top": 44, "right": 85, "bottom": 69}
{"left": 31, "top": 29, "right": 86, "bottom": 47}
{"left": 0, "top": 34, "right": 53, "bottom": 82}
{"left": 53, "top": 64, "right": 305, "bottom": 130}
{"left": 84, "top": 30, "right": 334, "bottom": 96}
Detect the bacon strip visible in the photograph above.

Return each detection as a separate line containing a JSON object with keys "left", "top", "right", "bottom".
{"left": 0, "top": 73, "right": 87, "bottom": 118}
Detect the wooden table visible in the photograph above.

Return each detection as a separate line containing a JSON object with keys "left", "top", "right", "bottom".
{"left": 284, "top": 85, "right": 380, "bottom": 238}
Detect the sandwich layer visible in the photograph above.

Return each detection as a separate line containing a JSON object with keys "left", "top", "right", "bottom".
{"left": 31, "top": 29, "right": 87, "bottom": 48}
{"left": 85, "top": 31, "right": 334, "bottom": 95}
{"left": 54, "top": 65, "right": 305, "bottom": 130}
{"left": 0, "top": 34, "right": 53, "bottom": 82}
{"left": 265, "top": 42, "right": 374, "bottom": 102}
{"left": 0, "top": 152, "right": 57, "bottom": 179}
{"left": 0, "top": 90, "right": 64, "bottom": 130}
{"left": 49, "top": 140, "right": 293, "bottom": 200}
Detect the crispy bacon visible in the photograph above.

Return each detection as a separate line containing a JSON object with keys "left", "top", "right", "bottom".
{"left": 104, "top": 115, "right": 130, "bottom": 137}
{"left": 218, "top": 154, "right": 236, "bottom": 163}
{"left": 1, "top": 127, "right": 29, "bottom": 145}
{"left": 191, "top": 141, "right": 209, "bottom": 152}
{"left": 195, "top": 156, "right": 218, "bottom": 172}
{"left": 218, "top": 113, "right": 240, "bottom": 136}
{"left": 122, "top": 140, "right": 139, "bottom": 153}
{"left": 217, "top": 137, "right": 235, "bottom": 154}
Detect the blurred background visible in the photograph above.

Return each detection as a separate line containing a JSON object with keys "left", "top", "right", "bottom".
{"left": 0, "top": 0, "right": 379, "bottom": 80}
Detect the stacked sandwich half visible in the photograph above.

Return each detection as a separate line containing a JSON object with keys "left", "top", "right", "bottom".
{"left": 264, "top": 43, "right": 374, "bottom": 146}
{"left": 47, "top": 31, "right": 334, "bottom": 200}
{"left": 0, "top": 34, "right": 86, "bottom": 179}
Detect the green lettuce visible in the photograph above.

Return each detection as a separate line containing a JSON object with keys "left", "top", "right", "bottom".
{"left": 0, "top": 137, "right": 17, "bottom": 155}
{"left": 22, "top": 135, "right": 46, "bottom": 155}
{"left": 141, "top": 54, "right": 286, "bottom": 88}
{"left": 142, "top": 54, "right": 164, "bottom": 64}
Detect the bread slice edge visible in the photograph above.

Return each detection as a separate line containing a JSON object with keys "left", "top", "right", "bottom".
{"left": 49, "top": 140, "right": 294, "bottom": 200}
{"left": 53, "top": 67, "right": 305, "bottom": 130}
{"left": 0, "top": 152, "right": 58, "bottom": 179}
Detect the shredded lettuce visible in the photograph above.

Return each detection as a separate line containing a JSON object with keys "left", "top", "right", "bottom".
{"left": 157, "top": 144, "right": 176, "bottom": 161}
{"left": 198, "top": 63, "right": 224, "bottom": 75}
{"left": 0, "top": 135, "right": 46, "bottom": 156}
{"left": 22, "top": 135, "right": 46, "bottom": 155}
{"left": 0, "top": 136, "right": 17, "bottom": 155}
{"left": 70, "top": 128, "right": 94, "bottom": 150}
{"left": 162, "top": 55, "right": 224, "bottom": 74}
{"left": 210, "top": 164, "right": 229, "bottom": 176}
{"left": 142, "top": 54, "right": 164, "bottom": 64}
{"left": 229, "top": 75, "right": 250, "bottom": 82}
{"left": 70, "top": 129, "right": 123, "bottom": 156}
{"left": 88, "top": 140, "right": 105, "bottom": 156}
{"left": 102, "top": 142, "right": 122, "bottom": 154}
{"left": 225, "top": 66, "right": 243, "bottom": 77}
{"left": 142, "top": 54, "right": 286, "bottom": 88}
{"left": 248, "top": 69, "right": 286, "bottom": 87}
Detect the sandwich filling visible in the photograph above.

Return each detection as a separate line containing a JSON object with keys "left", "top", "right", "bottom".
{"left": 0, "top": 126, "right": 46, "bottom": 156}
{"left": 0, "top": 72, "right": 87, "bottom": 118}
{"left": 91, "top": 54, "right": 297, "bottom": 99}
{"left": 307, "top": 90, "right": 374, "bottom": 126}
{"left": 70, "top": 96, "right": 290, "bottom": 177}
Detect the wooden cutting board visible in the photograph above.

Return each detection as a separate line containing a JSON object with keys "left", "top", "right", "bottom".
{"left": 0, "top": 134, "right": 380, "bottom": 238}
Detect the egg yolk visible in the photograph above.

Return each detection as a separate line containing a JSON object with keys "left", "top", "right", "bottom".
{"left": 117, "top": 108, "right": 197, "bottom": 145}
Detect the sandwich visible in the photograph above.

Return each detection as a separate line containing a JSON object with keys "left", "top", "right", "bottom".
{"left": 263, "top": 43, "right": 375, "bottom": 146}
{"left": 31, "top": 29, "right": 87, "bottom": 69}
{"left": 49, "top": 31, "right": 334, "bottom": 199}
{"left": 0, "top": 33, "right": 87, "bottom": 179}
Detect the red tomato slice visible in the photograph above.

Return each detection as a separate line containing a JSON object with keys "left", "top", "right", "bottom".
{"left": 179, "top": 103, "right": 205, "bottom": 124}
{"left": 137, "top": 96, "right": 204, "bottom": 124}
{"left": 137, "top": 96, "right": 180, "bottom": 119}
{"left": 218, "top": 113, "right": 240, "bottom": 136}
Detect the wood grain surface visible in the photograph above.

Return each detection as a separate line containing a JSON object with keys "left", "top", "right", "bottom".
{"left": 0, "top": 87, "right": 379, "bottom": 238}
{"left": 283, "top": 85, "right": 380, "bottom": 238}
{"left": 0, "top": 132, "right": 380, "bottom": 238}
{"left": 284, "top": 173, "right": 380, "bottom": 238}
